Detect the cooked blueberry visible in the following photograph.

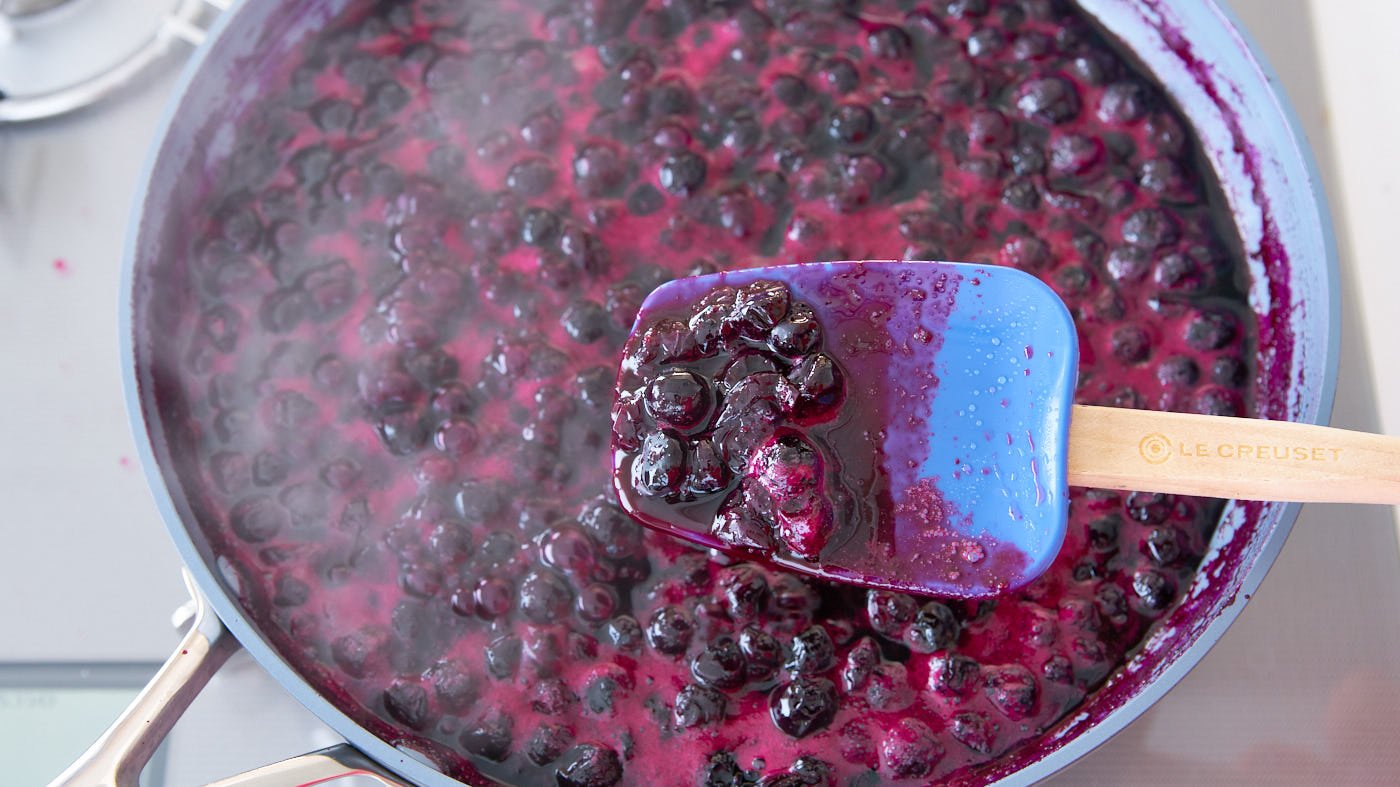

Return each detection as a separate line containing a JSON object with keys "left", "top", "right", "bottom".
{"left": 686, "top": 438, "right": 729, "bottom": 496}
{"left": 751, "top": 433, "right": 823, "bottom": 501}
{"left": 1212, "top": 355, "right": 1248, "bottom": 388}
{"left": 518, "top": 568, "right": 573, "bottom": 623}
{"left": 928, "top": 653, "right": 981, "bottom": 696}
{"left": 905, "top": 601, "right": 959, "bottom": 653}
{"left": 674, "top": 683, "right": 729, "bottom": 728}
{"left": 966, "top": 27, "right": 1005, "bottom": 58}
{"left": 461, "top": 713, "right": 513, "bottom": 761}
{"left": 1086, "top": 515, "right": 1121, "bottom": 553}
{"left": 827, "top": 103, "right": 877, "bottom": 146}
{"left": 1042, "top": 654, "right": 1074, "bottom": 684}
{"left": 768, "top": 305, "right": 822, "bottom": 358}
{"left": 866, "top": 590, "right": 918, "bottom": 639}
{"left": 1110, "top": 325, "right": 1151, "bottom": 364}
{"left": 526, "top": 722, "right": 574, "bottom": 766}
{"left": 1015, "top": 77, "right": 1080, "bottom": 124}
{"left": 692, "top": 636, "right": 747, "bottom": 690}
{"left": 880, "top": 718, "right": 943, "bottom": 779}
{"left": 634, "top": 318, "right": 699, "bottom": 365}
{"left": 382, "top": 679, "right": 430, "bottom": 730}
{"left": 841, "top": 637, "right": 881, "bottom": 692}
{"left": 698, "top": 751, "right": 749, "bottom": 786}
{"left": 788, "top": 353, "right": 844, "bottom": 418}
{"left": 984, "top": 664, "right": 1038, "bottom": 720}
{"left": 425, "top": 659, "right": 476, "bottom": 713}
{"left": 556, "top": 743, "right": 624, "bottom": 787}
{"left": 1132, "top": 568, "right": 1176, "bottom": 610}
{"left": 658, "top": 151, "right": 707, "bottom": 195}
{"left": 1049, "top": 133, "right": 1103, "bottom": 175}
{"left": 572, "top": 143, "right": 626, "bottom": 198}
{"left": 627, "top": 183, "right": 664, "bottom": 216}
{"left": 631, "top": 430, "right": 687, "bottom": 498}
{"left": 772, "top": 74, "right": 809, "bottom": 106}
{"left": 768, "top": 678, "right": 837, "bottom": 738}
{"left": 787, "top": 625, "right": 835, "bottom": 675}
{"left": 643, "top": 370, "right": 714, "bottom": 431}
{"left": 485, "top": 634, "right": 522, "bottom": 679}
{"left": 521, "top": 107, "right": 563, "bottom": 150}
{"left": 1125, "top": 492, "right": 1170, "bottom": 524}
{"left": 716, "top": 564, "right": 770, "bottom": 622}
{"left": 506, "top": 156, "right": 556, "bottom": 196}
{"left": 1099, "top": 81, "right": 1151, "bottom": 123}
{"left": 867, "top": 24, "right": 911, "bottom": 59}
{"left": 606, "top": 615, "right": 644, "bottom": 652}
{"left": 521, "top": 207, "right": 562, "bottom": 246}
{"left": 577, "top": 497, "right": 645, "bottom": 559}
{"left": 230, "top": 496, "right": 287, "bottom": 543}
{"left": 1120, "top": 207, "right": 1179, "bottom": 249}
{"left": 739, "top": 625, "right": 783, "bottom": 681}
{"left": 774, "top": 499, "right": 833, "bottom": 561}
{"left": 646, "top": 605, "right": 696, "bottom": 655}
{"left": 1157, "top": 356, "right": 1200, "bottom": 387}
{"left": 561, "top": 300, "right": 609, "bottom": 344}
{"left": 1185, "top": 310, "right": 1237, "bottom": 351}
{"left": 1003, "top": 180, "right": 1045, "bottom": 211}
{"left": 951, "top": 710, "right": 995, "bottom": 754}
{"left": 1193, "top": 386, "right": 1241, "bottom": 417}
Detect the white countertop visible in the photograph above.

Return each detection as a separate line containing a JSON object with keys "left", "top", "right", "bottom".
{"left": 1, "top": 0, "right": 1397, "bottom": 783}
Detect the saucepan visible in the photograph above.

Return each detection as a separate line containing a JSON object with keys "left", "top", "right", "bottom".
{"left": 69, "top": 0, "right": 1339, "bottom": 784}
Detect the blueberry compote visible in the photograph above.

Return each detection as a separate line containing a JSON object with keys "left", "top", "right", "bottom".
{"left": 611, "top": 265, "right": 1045, "bottom": 598}
{"left": 613, "top": 278, "right": 847, "bottom": 563}
{"left": 165, "top": 0, "right": 1255, "bottom": 784}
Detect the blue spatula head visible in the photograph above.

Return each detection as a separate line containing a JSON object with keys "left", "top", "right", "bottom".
{"left": 611, "top": 261, "right": 1077, "bottom": 598}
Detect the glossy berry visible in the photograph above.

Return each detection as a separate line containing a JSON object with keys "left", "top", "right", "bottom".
{"left": 767, "top": 305, "right": 822, "bottom": 358}
{"left": 984, "top": 665, "right": 1039, "bottom": 720}
{"left": 867, "top": 591, "right": 918, "bottom": 639}
{"left": 646, "top": 605, "right": 696, "bottom": 656}
{"left": 556, "top": 743, "right": 624, "bottom": 787}
{"left": 460, "top": 714, "right": 513, "bottom": 762}
{"left": 905, "top": 601, "right": 959, "bottom": 653}
{"left": 1015, "top": 77, "right": 1080, "bottom": 125}
{"left": 631, "top": 431, "right": 686, "bottom": 498}
{"left": 739, "top": 626, "right": 783, "bottom": 681}
{"left": 691, "top": 635, "right": 747, "bottom": 690}
{"left": 787, "top": 625, "right": 836, "bottom": 675}
{"left": 643, "top": 370, "right": 714, "bottom": 431}
{"left": 880, "top": 719, "right": 943, "bottom": 779}
{"left": 659, "top": 152, "right": 707, "bottom": 195}
{"left": 674, "top": 683, "right": 729, "bottom": 728}
{"left": 951, "top": 711, "right": 995, "bottom": 754}
{"left": 768, "top": 677, "right": 838, "bottom": 738}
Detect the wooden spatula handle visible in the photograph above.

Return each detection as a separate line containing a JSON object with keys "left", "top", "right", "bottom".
{"left": 1067, "top": 405, "right": 1400, "bottom": 504}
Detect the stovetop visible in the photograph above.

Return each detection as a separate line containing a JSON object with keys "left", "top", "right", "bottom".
{"left": 2, "top": 1, "right": 1397, "bottom": 784}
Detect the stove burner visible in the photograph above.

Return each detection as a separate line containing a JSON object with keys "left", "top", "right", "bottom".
{"left": 0, "top": 0, "right": 222, "bottom": 123}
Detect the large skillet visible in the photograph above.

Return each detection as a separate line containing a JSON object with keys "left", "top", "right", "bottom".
{"left": 78, "top": 0, "right": 1342, "bottom": 783}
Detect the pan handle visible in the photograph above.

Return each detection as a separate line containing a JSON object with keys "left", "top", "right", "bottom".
{"left": 203, "top": 743, "right": 407, "bottom": 786}
{"left": 50, "top": 568, "right": 240, "bottom": 787}
{"left": 0, "top": 0, "right": 225, "bottom": 123}
{"left": 50, "top": 568, "right": 410, "bottom": 787}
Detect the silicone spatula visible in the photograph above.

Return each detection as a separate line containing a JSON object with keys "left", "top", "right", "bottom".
{"left": 610, "top": 260, "right": 1400, "bottom": 598}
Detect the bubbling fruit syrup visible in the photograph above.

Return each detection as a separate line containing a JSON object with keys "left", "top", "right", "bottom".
{"left": 162, "top": 0, "right": 1256, "bottom": 784}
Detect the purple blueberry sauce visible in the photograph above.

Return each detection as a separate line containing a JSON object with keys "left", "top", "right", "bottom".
{"left": 158, "top": 0, "right": 1257, "bottom": 784}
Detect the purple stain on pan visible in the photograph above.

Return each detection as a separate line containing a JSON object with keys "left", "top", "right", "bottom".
{"left": 612, "top": 261, "right": 1077, "bottom": 597}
